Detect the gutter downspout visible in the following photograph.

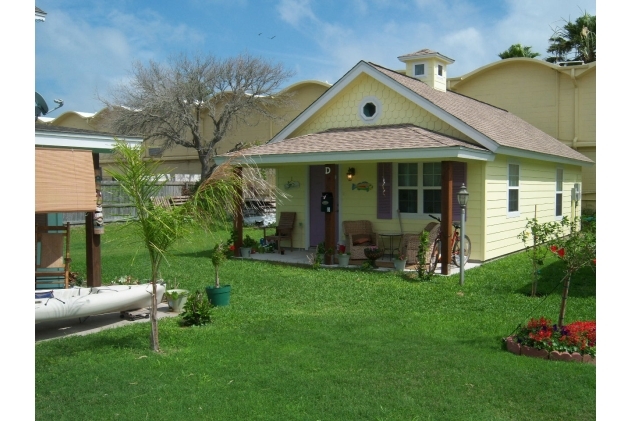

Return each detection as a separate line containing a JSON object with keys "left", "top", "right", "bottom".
{"left": 571, "top": 68, "right": 579, "bottom": 150}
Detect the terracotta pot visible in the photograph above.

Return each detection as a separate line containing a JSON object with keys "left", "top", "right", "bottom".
{"left": 521, "top": 345, "right": 549, "bottom": 359}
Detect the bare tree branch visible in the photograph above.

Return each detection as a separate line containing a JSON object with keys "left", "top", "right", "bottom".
{"left": 101, "top": 52, "right": 296, "bottom": 180}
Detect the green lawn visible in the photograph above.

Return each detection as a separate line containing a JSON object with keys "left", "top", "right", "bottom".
{"left": 35, "top": 223, "right": 596, "bottom": 421}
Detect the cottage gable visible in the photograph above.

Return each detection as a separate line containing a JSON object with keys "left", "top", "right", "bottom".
{"left": 290, "top": 73, "right": 471, "bottom": 143}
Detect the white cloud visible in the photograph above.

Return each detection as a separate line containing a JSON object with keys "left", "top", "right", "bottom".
{"left": 36, "top": 5, "right": 205, "bottom": 112}
{"left": 277, "top": 0, "right": 317, "bottom": 27}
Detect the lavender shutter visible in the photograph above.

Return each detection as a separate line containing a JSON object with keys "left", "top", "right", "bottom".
{"left": 377, "top": 162, "right": 392, "bottom": 219}
{"left": 452, "top": 162, "right": 467, "bottom": 221}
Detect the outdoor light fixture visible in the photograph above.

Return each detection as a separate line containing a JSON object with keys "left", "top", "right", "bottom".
{"left": 457, "top": 183, "right": 469, "bottom": 286}
{"left": 457, "top": 183, "right": 469, "bottom": 208}
{"left": 347, "top": 168, "right": 355, "bottom": 181}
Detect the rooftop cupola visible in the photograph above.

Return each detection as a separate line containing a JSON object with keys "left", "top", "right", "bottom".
{"left": 397, "top": 49, "right": 455, "bottom": 92}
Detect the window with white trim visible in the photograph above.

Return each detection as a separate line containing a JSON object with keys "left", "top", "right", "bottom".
{"left": 508, "top": 163, "right": 519, "bottom": 215}
{"left": 437, "top": 64, "right": 443, "bottom": 77}
{"left": 422, "top": 162, "right": 442, "bottom": 213}
{"left": 555, "top": 168, "right": 563, "bottom": 217}
{"left": 358, "top": 96, "right": 382, "bottom": 122}
{"left": 397, "top": 163, "right": 442, "bottom": 215}
{"left": 398, "top": 163, "right": 418, "bottom": 213}
{"left": 414, "top": 63, "right": 425, "bottom": 76}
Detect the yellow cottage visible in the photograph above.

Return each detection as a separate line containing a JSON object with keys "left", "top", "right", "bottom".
{"left": 448, "top": 58, "right": 596, "bottom": 212}
{"left": 216, "top": 49, "right": 593, "bottom": 270}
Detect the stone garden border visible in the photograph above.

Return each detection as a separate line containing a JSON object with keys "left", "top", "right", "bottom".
{"left": 505, "top": 336, "right": 595, "bottom": 365}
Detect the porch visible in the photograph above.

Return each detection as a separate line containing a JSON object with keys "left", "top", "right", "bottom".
{"left": 240, "top": 248, "right": 480, "bottom": 274}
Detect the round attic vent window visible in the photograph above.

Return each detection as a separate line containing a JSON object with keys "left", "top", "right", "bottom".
{"left": 363, "top": 102, "right": 376, "bottom": 117}
{"left": 358, "top": 96, "right": 381, "bottom": 123}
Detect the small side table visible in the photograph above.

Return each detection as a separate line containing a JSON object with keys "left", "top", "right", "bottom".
{"left": 379, "top": 233, "right": 402, "bottom": 261}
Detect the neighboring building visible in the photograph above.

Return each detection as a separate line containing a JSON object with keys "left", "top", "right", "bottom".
{"left": 35, "top": 6, "right": 46, "bottom": 21}
{"left": 46, "top": 80, "right": 331, "bottom": 179}
{"left": 447, "top": 58, "right": 596, "bottom": 212}
{"left": 216, "top": 49, "right": 592, "bottom": 267}
{"left": 35, "top": 6, "right": 143, "bottom": 287}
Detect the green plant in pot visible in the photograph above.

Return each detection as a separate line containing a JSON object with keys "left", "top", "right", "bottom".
{"left": 165, "top": 289, "right": 189, "bottom": 312}
{"left": 337, "top": 249, "right": 351, "bottom": 267}
{"left": 205, "top": 242, "right": 231, "bottom": 306}
{"left": 241, "top": 235, "right": 257, "bottom": 257}
{"left": 393, "top": 252, "right": 407, "bottom": 271}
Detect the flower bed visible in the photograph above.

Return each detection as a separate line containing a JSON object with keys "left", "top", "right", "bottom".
{"left": 505, "top": 317, "right": 595, "bottom": 364}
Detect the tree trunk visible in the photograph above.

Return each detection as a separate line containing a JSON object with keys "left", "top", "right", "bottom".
{"left": 558, "top": 274, "right": 571, "bottom": 327}
{"left": 150, "top": 280, "right": 160, "bottom": 352}
{"left": 530, "top": 261, "right": 538, "bottom": 297}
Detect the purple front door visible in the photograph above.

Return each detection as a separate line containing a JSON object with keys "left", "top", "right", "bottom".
{"left": 309, "top": 165, "right": 339, "bottom": 248}
{"left": 309, "top": 166, "right": 326, "bottom": 247}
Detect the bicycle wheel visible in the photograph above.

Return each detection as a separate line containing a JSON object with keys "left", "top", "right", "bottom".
{"left": 429, "top": 239, "right": 441, "bottom": 273}
{"left": 452, "top": 235, "right": 471, "bottom": 267}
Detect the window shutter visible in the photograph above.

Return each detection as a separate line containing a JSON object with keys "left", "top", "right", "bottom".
{"left": 377, "top": 162, "right": 392, "bottom": 219}
{"left": 452, "top": 162, "right": 467, "bottom": 221}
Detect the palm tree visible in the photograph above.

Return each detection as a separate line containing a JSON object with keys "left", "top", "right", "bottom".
{"left": 498, "top": 44, "right": 541, "bottom": 59}
{"left": 546, "top": 10, "right": 596, "bottom": 64}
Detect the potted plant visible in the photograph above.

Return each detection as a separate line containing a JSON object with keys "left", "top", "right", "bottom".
{"left": 363, "top": 245, "right": 384, "bottom": 268}
{"left": 337, "top": 250, "right": 351, "bottom": 267}
{"left": 205, "top": 242, "right": 231, "bottom": 306}
{"left": 165, "top": 289, "right": 189, "bottom": 312}
{"left": 393, "top": 252, "right": 407, "bottom": 271}
{"left": 240, "top": 234, "right": 257, "bottom": 258}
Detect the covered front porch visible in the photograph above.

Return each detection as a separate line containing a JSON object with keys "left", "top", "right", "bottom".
{"left": 239, "top": 247, "right": 481, "bottom": 274}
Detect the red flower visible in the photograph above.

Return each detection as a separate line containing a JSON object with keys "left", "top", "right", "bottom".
{"left": 229, "top": 245, "right": 235, "bottom": 251}
{"left": 557, "top": 248, "right": 565, "bottom": 258}
{"left": 592, "top": 259, "right": 596, "bottom": 265}
{"left": 550, "top": 245, "right": 558, "bottom": 253}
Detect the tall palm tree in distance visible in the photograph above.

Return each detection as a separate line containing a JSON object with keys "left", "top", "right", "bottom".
{"left": 498, "top": 43, "right": 541, "bottom": 59}
{"left": 546, "top": 10, "right": 596, "bottom": 64}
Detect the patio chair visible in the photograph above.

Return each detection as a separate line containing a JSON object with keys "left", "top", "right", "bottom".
{"left": 265, "top": 212, "right": 296, "bottom": 252}
{"left": 342, "top": 220, "right": 378, "bottom": 260}
{"left": 400, "top": 222, "right": 440, "bottom": 265}
{"left": 35, "top": 222, "right": 71, "bottom": 289}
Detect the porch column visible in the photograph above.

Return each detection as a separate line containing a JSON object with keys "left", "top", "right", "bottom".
{"left": 324, "top": 164, "right": 337, "bottom": 265}
{"left": 233, "top": 166, "right": 244, "bottom": 255}
{"left": 86, "top": 152, "right": 101, "bottom": 287}
{"left": 441, "top": 161, "right": 454, "bottom": 275}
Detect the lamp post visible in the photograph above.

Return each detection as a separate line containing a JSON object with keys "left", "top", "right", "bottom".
{"left": 457, "top": 183, "right": 469, "bottom": 286}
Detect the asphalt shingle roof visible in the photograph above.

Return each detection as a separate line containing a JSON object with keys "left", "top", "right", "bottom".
{"left": 222, "top": 60, "right": 592, "bottom": 165}
{"left": 368, "top": 62, "right": 591, "bottom": 163}
{"left": 229, "top": 124, "right": 487, "bottom": 157}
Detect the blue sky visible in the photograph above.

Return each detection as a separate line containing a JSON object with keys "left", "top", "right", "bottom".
{"left": 35, "top": 0, "right": 596, "bottom": 114}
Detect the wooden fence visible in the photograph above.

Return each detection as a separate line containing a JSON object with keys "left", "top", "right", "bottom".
{"left": 62, "top": 181, "right": 275, "bottom": 225}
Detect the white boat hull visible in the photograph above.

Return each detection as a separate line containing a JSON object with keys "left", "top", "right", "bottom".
{"left": 35, "top": 284, "right": 166, "bottom": 324}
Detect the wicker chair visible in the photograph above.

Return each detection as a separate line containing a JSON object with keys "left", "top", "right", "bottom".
{"left": 342, "top": 220, "right": 379, "bottom": 260}
{"left": 400, "top": 222, "right": 441, "bottom": 265}
{"left": 265, "top": 212, "right": 296, "bottom": 252}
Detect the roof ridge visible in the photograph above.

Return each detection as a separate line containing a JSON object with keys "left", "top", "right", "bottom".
{"left": 367, "top": 62, "right": 509, "bottom": 113}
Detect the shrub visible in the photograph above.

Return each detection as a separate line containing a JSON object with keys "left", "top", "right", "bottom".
{"left": 180, "top": 290, "right": 212, "bottom": 326}
{"left": 416, "top": 230, "right": 433, "bottom": 281}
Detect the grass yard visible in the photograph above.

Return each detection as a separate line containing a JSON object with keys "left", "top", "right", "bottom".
{"left": 35, "top": 223, "right": 596, "bottom": 420}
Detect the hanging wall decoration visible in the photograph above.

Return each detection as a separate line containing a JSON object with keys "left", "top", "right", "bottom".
{"left": 351, "top": 182, "right": 373, "bottom": 193}
{"left": 284, "top": 177, "right": 300, "bottom": 189}
{"left": 94, "top": 168, "right": 104, "bottom": 235}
